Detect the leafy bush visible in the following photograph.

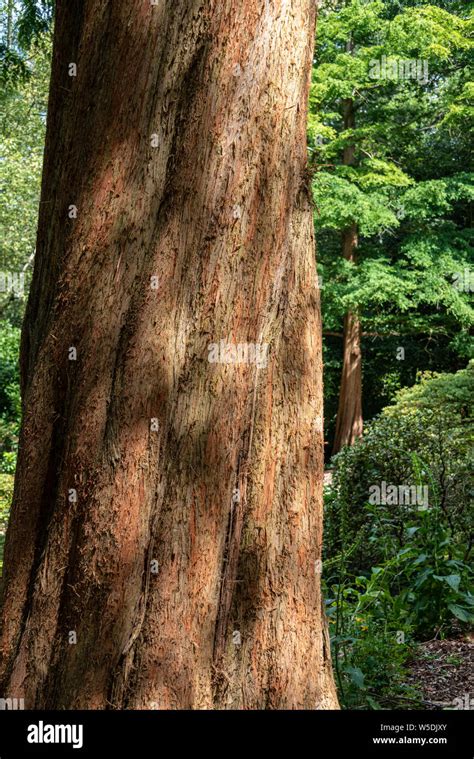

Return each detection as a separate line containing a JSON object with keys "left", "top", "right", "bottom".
{"left": 0, "top": 473, "right": 14, "bottom": 575}
{"left": 325, "top": 502, "right": 473, "bottom": 708}
{"left": 323, "top": 365, "right": 473, "bottom": 707}
{"left": 326, "top": 583, "right": 420, "bottom": 710}
{"left": 0, "top": 322, "right": 21, "bottom": 418}
{"left": 325, "top": 364, "right": 473, "bottom": 576}
{"left": 325, "top": 507, "right": 474, "bottom": 709}
{"left": 0, "top": 321, "right": 21, "bottom": 473}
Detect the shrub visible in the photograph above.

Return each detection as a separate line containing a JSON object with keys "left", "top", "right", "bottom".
{"left": 323, "top": 364, "right": 473, "bottom": 706}
{"left": 0, "top": 473, "right": 14, "bottom": 575}
{"left": 0, "top": 321, "right": 21, "bottom": 473}
{"left": 324, "top": 363, "right": 473, "bottom": 577}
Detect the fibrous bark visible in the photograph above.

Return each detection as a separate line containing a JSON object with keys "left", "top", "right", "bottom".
{"left": 0, "top": 0, "right": 338, "bottom": 710}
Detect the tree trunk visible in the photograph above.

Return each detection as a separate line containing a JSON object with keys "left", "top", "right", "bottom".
{"left": 332, "top": 222, "right": 363, "bottom": 455}
{"left": 332, "top": 295, "right": 363, "bottom": 453}
{"left": 332, "top": 65, "right": 363, "bottom": 456}
{"left": 0, "top": 0, "right": 338, "bottom": 710}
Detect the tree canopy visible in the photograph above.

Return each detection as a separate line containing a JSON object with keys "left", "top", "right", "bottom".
{"left": 311, "top": 0, "right": 473, "bottom": 445}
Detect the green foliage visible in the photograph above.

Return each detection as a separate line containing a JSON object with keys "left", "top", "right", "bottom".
{"left": 324, "top": 365, "right": 473, "bottom": 706}
{"left": 15, "top": 0, "right": 54, "bottom": 50}
{"left": 0, "top": 321, "right": 21, "bottom": 414}
{"left": 311, "top": 0, "right": 474, "bottom": 451}
{"left": 325, "top": 498, "right": 473, "bottom": 707}
{"left": 325, "top": 364, "right": 473, "bottom": 572}
{"left": 0, "top": 321, "right": 20, "bottom": 473}
{"left": 387, "top": 361, "right": 474, "bottom": 413}
{"left": 325, "top": 556, "right": 421, "bottom": 709}
{"left": 1, "top": 0, "right": 54, "bottom": 87}
{"left": 325, "top": 506, "right": 473, "bottom": 707}
{"left": 0, "top": 472, "right": 13, "bottom": 574}
{"left": 0, "top": 33, "right": 50, "bottom": 327}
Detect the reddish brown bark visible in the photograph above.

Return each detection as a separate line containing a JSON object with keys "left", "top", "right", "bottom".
{"left": 0, "top": 0, "right": 338, "bottom": 709}
{"left": 332, "top": 309, "right": 363, "bottom": 454}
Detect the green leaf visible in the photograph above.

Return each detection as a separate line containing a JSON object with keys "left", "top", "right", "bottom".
{"left": 413, "top": 553, "right": 428, "bottom": 565}
{"left": 433, "top": 574, "right": 461, "bottom": 592}
{"left": 366, "top": 695, "right": 382, "bottom": 710}
{"left": 345, "top": 666, "right": 366, "bottom": 690}
{"left": 447, "top": 604, "right": 473, "bottom": 623}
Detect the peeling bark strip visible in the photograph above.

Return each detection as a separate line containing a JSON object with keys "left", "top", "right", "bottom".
{"left": 0, "top": 0, "right": 338, "bottom": 709}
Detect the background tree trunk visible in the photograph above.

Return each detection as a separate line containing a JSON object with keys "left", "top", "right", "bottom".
{"left": 332, "top": 58, "right": 363, "bottom": 455}
{"left": 332, "top": 302, "right": 363, "bottom": 454}
{"left": 332, "top": 221, "right": 363, "bottom": 455}
{"left": 0, "top": 0, "right": 338, "bottom": 710}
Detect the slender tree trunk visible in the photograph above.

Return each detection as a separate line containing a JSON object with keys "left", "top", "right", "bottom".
{"left": 332, "top": 230, "right": 363, "bottom": 454}
{"left": 332, "top": 64, "right": 363, "bottom": 455}
{"left": 0, "top": 0, "right": 338, "bottom": 710}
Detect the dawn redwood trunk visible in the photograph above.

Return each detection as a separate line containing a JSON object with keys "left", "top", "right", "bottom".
{"left": 332, "top": 57, "right": 363, "bottom": 455}
{"left": 332, "top": 224, "right": 363, "bottom": 455}
{"left": 332, "top": 301, "right": 363, "bottom": 453}
{"left": 0, "top": 0, "right": 338, "bottom": 710}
